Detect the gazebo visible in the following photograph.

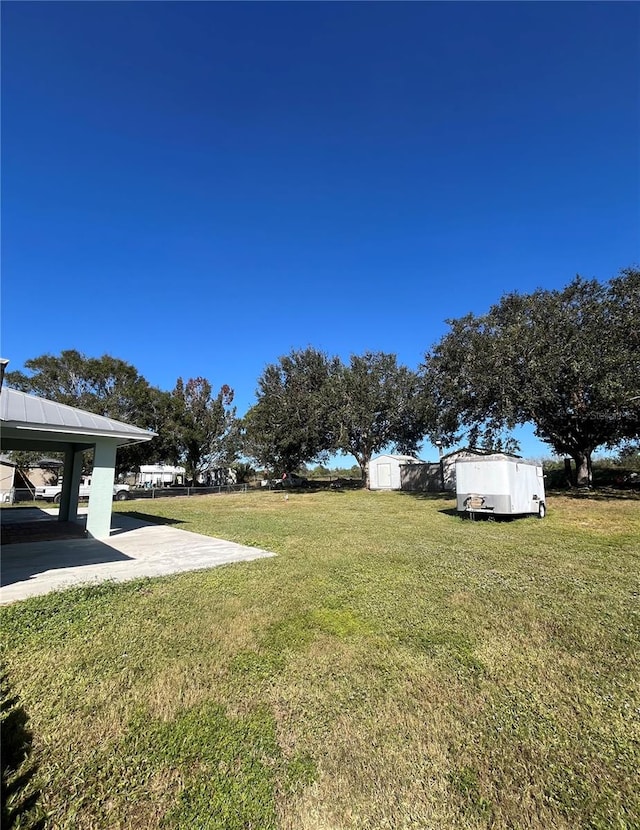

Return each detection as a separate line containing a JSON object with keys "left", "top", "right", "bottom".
{"left": 0, "top": 383, "right": 155, "bottom": 539}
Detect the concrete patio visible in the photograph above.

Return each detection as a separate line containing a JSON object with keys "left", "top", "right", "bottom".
{"left": 0, "top": 507, "right": 276, "bottom": 604}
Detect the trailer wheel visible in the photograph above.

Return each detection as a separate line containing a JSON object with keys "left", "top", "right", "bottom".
{"left": 537, "top": 502, "right": 546, "bottom": 519}
{"left": 53, "top": 492, "right": 62, "bottom": 504}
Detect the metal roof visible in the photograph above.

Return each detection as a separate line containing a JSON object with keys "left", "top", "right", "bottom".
{"left": 1, "top": 388, "right": 156, "bottom": 445}
{"left": 441, "top": 447, "right": 521, "bottom": 461}
{"left": 371, "top": 454, "right": 422, "bottom": 463}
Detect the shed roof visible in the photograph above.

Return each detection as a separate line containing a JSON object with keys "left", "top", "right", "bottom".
{"left": 371, "top": 454, "right": 422, "bottom": 464}
{"left": 1, "top": 388, "right": 155, "bottom": 445}
{"left": 455, "top": 452, "right": 528, "bottom": 465}
{"left": 441, "top": 447, "right": 521, "bottom": 461}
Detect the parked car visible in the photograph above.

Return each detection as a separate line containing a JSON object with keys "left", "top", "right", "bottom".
{"left": 273, "top": 472, "right": 309, "bottom": 488}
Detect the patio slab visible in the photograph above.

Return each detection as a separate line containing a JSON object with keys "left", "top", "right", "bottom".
{"left": 0, "top": 508, "right": 276, "bottom": 604}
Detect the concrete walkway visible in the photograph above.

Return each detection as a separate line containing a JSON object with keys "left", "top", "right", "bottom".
{"left": 0, "top": 508, "right": 276, "bottom": 605}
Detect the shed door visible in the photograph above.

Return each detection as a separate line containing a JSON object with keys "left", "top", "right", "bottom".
{"left": 378, "top": 463, "right": 392, "bottom": 489}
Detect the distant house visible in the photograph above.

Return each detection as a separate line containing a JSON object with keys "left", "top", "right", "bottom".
{"left": 0, "top": 455, "right": 16, "bottom": 502}
{"left": 200, "top": 467, "right": 237, "bottom": 486}
{"left": 135, "top": 464, "right": 186, "bottom": 488}
{"left": 400, "top": 448, "right": 518, "bottom": 492}
{"left": 368, "top": 454, "right": 422, "bottom": 490}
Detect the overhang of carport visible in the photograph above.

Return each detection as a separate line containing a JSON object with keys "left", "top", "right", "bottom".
{"left": 0, "top": 387, "right": 155, "bottom": 539}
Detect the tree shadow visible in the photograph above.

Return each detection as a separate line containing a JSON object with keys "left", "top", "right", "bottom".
{"left": 1, "top": 672, "right": 45, "bottom": 830}
{"left": 395, "top": 490, "right": 456, "bottom": 501}
{"left": 309, "top": 480, "right": 365, "bottom": 492}
{"left": 547, "top": 488, "right": 640, "bottom": 502}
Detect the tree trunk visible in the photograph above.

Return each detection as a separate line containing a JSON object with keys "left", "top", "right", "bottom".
{"left": 564, "top": 457, "right": 573, "bottom": 487}
{"left": 573, "top": 451, "right": 591, "bottom": 487}
{"left": 353, "top": 454, "right": 370, "bottom": 488}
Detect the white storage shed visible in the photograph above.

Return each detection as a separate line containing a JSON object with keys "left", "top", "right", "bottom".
{"left": 369, "top": 454, "right": 421, "bottom": 490}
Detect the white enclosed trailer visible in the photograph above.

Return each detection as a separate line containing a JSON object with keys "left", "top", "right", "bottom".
{"left": 455, "top": 455, "right": 546, "bottom": 518}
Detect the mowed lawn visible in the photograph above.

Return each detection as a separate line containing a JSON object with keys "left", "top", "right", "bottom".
{"left": 1, "top": 490, "right": 639, "bottom": 830}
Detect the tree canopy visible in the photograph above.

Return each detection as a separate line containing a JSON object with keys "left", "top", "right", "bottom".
{"left": 6, "top": 267, "right": 637, "bottom": 491}
{"left": 332, "top": 352, "right": 424, "bottom": 486}
{"left": 243, "top": 348, "right": 426, "bottom": 485}
{"left": 5, "top": 350, "right": 170, "bottom": 474}
{"left": 6, "top": 350, "right": 149, "bottom": 417}
{"left": 171, "top": 377, "right": 238, "bottom": 484}
{"left": 243, "top": 348, "right": 338, "bottom": 474}
{"left": 421, "top": 268, "right": 640, "bottom": 485}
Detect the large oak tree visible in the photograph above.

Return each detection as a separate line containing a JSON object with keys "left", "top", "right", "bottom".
{"left": 332, "top": 352, "right": 425, "bottom": 487}
{"left": 5, "top": 350, "right": 174, "bottom": 474}
{"left": 243, "top": 348, "right": 338, "bottom": 474}
{"left": 243, "top": 348, "right": 426, "bottom": 485}
{"left": 421, "top": 268, "right": 640, "bottom": 485}
{"left": 171, "top": 377, "right": 238, "bottom": 485}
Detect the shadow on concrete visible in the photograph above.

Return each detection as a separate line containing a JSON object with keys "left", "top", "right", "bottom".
{"left": 0, "top": 508, "right": 86, "bottom": 547}
{"left": 0, "top": 537, "right": 134, "bottom": 588}
{"left": 1, "top": 507, "right": 277, "bottom": 604}
{"left": 0, "top": 507, "right": 181, "bottom": 547}
{"left": 1, "top": 521, "right": 86, "bottom": 546}
{"left": 0, "top": 507, "right": 54, "bottom": 525}
{"left": 0, "top": 510, "right": 183, "bottom": 589}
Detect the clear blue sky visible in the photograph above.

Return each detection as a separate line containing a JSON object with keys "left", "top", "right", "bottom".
{"left": 2, "top": 1, "right": 639, "bottom": 463}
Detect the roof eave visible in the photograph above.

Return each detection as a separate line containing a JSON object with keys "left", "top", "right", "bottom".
{"left": 2, "top": 422, "right": 156, "bottom": 446}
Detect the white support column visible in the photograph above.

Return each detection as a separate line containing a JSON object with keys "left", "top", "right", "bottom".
{"left": 59, "top": 446, "right": 84, "bottom": 523}
{"left": 86, "top": 439, "right": 118, "bottom": 539}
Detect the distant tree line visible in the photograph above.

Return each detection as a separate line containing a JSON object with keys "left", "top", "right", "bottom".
{"left": 5, "top": 267, "right": 639, "bottom": 487}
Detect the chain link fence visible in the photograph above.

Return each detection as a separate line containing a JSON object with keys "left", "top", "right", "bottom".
{"left": 1, "top": 484, "right": 249, "bottom": 505}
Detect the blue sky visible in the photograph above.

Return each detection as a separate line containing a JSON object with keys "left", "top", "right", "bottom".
{"left": 2, "top": 1, "right": 639, "bottom": 463}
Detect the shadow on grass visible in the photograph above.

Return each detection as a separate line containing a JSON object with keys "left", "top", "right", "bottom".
{"left": 450, "top": 512, "right": 534, "bottom": 523}
{"left": 432, "top": 505, "right": 539, "bottom": 522}
{"left": 399, "top": 487, "right": 640, "bottom": 504}
{"left": 547, "top": 488, "right": 640, "bottom": 502}
{"left": 395, "top": 491, "right": 455, "bottom": 501}
{"left": 1, "top": 672, "right": 45, "bottom": 830}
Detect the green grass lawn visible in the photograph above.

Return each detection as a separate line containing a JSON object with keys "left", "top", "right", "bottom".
{"left": 2, "top": 490, "right": 639, "bottom": 829}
